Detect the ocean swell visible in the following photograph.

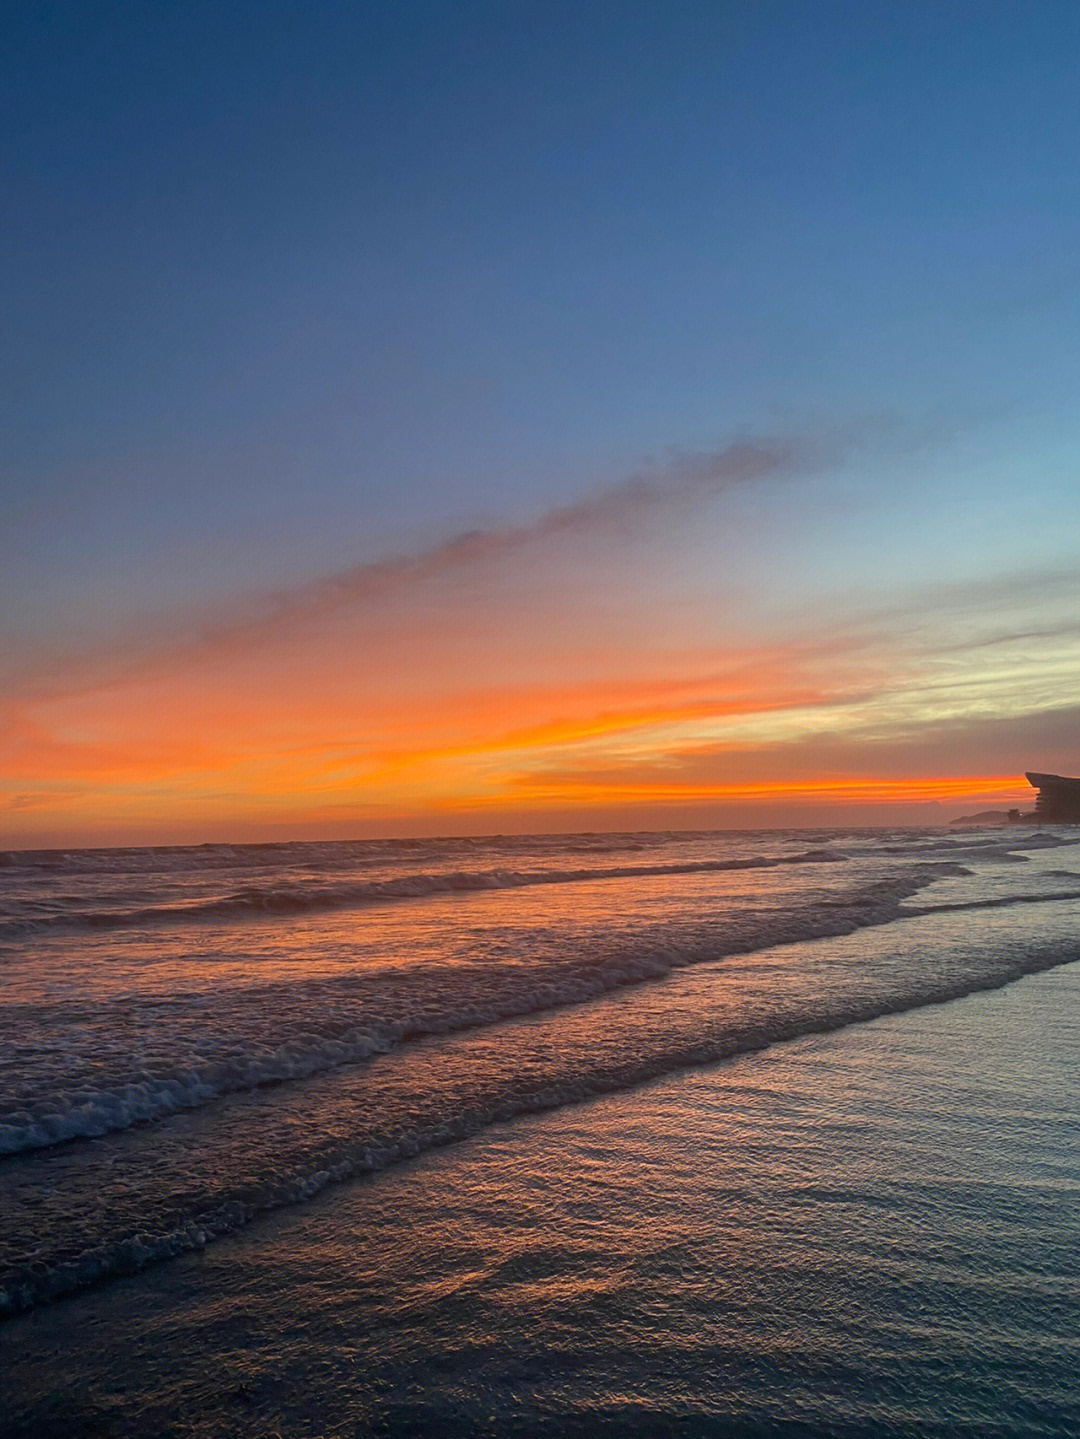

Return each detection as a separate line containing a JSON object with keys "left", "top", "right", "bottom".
{"left": 0, "top": 865, "right": 971, "bottom": 1156}
{"left": 0, "top": 848, "right": 850, "bottom": 938}
{"left": 2, "top": 913, "right": 1077, "bottom": 1320}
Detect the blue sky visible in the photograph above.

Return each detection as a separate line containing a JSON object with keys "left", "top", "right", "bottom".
{"left": 3, "top": 1, "right": 1079, "bottom": 842}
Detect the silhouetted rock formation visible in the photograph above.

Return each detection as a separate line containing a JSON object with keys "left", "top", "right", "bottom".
{"left": 1026, "top": 772, "right": 1080, "bottom": 823}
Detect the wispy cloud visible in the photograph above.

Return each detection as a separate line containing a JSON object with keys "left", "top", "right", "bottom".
{"left": 8, "top": 417, "right": 1076, "bottom": 844}
{"left": 4, "top": 431, "right": 844, "bottom": 701}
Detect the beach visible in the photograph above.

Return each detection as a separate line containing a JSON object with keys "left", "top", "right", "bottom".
{"left": 9, "top": 2, "right": 1080, "bottom": 1432}
{"left": 2, "top": 826, "right": 1079, "bottom": 1436}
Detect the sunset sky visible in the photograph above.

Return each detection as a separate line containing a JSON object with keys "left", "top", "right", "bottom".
{"left": 3, "top": 1, "right": 1079, "bottom": 846}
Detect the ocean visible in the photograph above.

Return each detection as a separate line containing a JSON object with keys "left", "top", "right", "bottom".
{"left": 2, "top": 825, "right": 1079, "bottom": 1435}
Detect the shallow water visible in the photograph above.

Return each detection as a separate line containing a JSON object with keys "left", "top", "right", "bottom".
{"left": 4, "top": 952, "right": 1079, "bottom": 1436}
{"left": 2, "top": 825, "right": 1080, "bottom": 1433}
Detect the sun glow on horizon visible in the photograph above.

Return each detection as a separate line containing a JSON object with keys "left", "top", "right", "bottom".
{"left": 3, "top": 562, "right": 1067, "bottom": 846}
{"left": 4, "top": 6, "right": 1080, "bottom": 848}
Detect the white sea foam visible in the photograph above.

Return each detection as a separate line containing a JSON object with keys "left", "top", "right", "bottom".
{"left": 7, "top": 864, "right": 1073, "bottom": 1158}
{"left": 2, "top": 902, "right": 1077, "bottom": 1319}
{"left": 4, "top": 827, "right": 1078, "bottom": 1319}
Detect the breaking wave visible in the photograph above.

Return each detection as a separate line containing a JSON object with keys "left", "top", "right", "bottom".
{"left": 0, "top": 848, "right": 848, "bottom": 937}
{"left": 0, "top": 864, "right": 979, "bottom": 1156}
{"left": 5, "top": 825, "right": 1079, "bottom": 1323}
{"left": 2, "top": 910, "right": 1077, "bottom": 1320}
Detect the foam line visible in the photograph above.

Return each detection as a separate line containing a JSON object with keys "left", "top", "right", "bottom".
{"left": 2, "top": 925, "right": 1077, "bottom": 1319}
{"left": 0, "top": 868, "right": 963, "bottom": 1156}
{"left": 0, "top": 848, "right": 848, "bottom": 937}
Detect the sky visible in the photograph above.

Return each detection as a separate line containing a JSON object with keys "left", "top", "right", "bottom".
{"left": 3, "top": 0, "right": 1079, "bottom": 846}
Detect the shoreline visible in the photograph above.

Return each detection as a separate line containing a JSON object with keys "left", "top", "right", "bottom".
{"left": 5, "top": 959, "right": 1080, "bottom": 1436}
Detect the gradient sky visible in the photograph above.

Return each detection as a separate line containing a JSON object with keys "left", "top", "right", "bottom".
{"left": 3, "top": 0, "right": 1079, "bottom": 845}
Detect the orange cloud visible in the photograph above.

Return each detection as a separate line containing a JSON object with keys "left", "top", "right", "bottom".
{"left": 3, "top": 428, "right": 1076, "bottom": 846}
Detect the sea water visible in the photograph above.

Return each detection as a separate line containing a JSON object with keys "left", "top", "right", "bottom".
{"left": 2, "top": 826, "right": 1079, "bottom": 1434}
